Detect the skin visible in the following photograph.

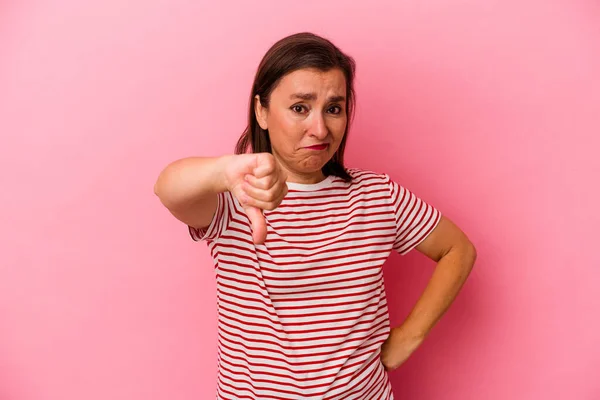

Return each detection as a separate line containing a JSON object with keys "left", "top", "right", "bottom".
{"left": 155, "top": 67, "right": 477, "bottom": 372}
{"left": 254, "top": 67, "right": 347, "bottom": 184}
{"left": 255, "top": 67, "right": 477, "bottom": 371}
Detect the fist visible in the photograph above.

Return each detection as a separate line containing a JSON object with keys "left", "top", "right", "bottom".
{"left": 380, "top": 327, "right": 423, "bottom": 372}
{"left": 223, "top": 153, "right": 288, "bottom": 244}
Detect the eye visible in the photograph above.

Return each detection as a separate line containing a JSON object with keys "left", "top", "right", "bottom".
{"left": 327, "top": 105, "right": 342, "bottom": 114}
{"left": 291, "top": 104, "right": 308, "bottom": 114}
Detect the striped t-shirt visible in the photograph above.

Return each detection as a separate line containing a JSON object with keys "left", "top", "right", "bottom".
{"left": 189, "top": 168, "right": 441, "bottom": 400}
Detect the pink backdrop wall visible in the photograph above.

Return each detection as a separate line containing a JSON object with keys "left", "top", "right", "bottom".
{"left": 1, "top": 1, "right": 599, "bottom": 399}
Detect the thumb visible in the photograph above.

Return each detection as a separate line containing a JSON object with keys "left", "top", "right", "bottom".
{"left": 244, "top": 205, "right": 267, "bottom": 244}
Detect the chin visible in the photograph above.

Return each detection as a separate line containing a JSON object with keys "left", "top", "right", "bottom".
{"left": 295, "top": 153, "right": 332, "bottom": 174}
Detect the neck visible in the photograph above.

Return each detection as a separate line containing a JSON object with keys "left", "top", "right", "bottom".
{"left": 286, "top": 172, "right": 327, "bottom": 185}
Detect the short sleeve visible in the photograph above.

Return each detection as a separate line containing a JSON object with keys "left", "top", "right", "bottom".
{"left": 385, "top": 175, "right": 442, "bottom": 255}
{"left": 188, "top": 191, "right": 234, "bottom": 242}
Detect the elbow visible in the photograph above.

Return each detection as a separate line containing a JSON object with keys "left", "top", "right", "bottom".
{"left": 447, "top": 239, "right": 477, "bottom": 268}
{"left": 469, "top": 242, "right": 477, "bottom": 263}
{"left": 153, "top": 172, "right": 171, "bottom": 207}
{"left": 154, "top": 176, "right": 164, "bottom": 200}
{"left": 154, "top": 160, "right": 184, "bottom": 208}
{"left": 463, "top": 240, "right": 477, "bottom": 268}
{"left": 154, "top": 182, "right": 166, "bottom": 202}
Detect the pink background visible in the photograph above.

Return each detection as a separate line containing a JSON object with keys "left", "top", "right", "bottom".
{"left": 1, "top": 1, "right": 599, "bottom": 399}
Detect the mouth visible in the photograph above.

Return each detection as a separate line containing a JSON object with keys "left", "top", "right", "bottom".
{"left": 305, "top": 144, "right": 329, "bottom": 151}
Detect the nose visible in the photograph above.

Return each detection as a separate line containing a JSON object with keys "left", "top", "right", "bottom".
{"left": 308, "top": 112, "right": 328, "bottom": 139}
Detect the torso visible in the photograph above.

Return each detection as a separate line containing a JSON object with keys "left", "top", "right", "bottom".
{"left": 191, "top": 168, "right": 440, "bottom": 399}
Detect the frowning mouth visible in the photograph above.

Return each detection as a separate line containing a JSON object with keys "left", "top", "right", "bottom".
{"left": 305, "top": 144, "right": 329, "bottom": 151}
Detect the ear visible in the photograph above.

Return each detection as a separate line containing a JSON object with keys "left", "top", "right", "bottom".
{"left": 254, "top": 95, "right": 268, "bottom": 130}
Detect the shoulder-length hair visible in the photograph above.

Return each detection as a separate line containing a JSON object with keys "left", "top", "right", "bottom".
{"left": 235, "top": 32, "right": 356, "bottom": 182}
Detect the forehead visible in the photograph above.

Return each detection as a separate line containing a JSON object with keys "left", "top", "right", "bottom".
{"left": 272, "top": 68, "right": 347, "bottom": 98}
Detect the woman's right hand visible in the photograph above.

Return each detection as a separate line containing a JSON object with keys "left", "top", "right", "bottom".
{"left": 223, "top": 153, "right": 288, "bottom": 244}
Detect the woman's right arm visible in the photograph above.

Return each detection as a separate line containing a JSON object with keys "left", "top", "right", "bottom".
{"left": 154, "top": 152, "right": 288, "bottom": 244}
{"left": 154, "top": 156, "right": 232, "bottom": 230}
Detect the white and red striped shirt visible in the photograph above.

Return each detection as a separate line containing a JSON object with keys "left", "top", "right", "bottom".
{"left": 189, "top": 168, "right": 441, "bottom": 400}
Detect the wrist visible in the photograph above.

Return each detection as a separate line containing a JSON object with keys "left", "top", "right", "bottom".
{"left": 394, "top": 322, "right": 428, "bottom": 345}
{"left": 214, "top": 155, "right": 234, "bottom": 193}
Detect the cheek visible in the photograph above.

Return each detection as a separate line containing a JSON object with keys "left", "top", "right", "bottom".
{"left": 268, "top": 113, "right": 302, "bottom": 148}
{"left": 269, "top": 109, "right": 294, "bottom": 131}
{"left": 329, "top": 118, "right": 347, "bottom": 137}
{"left": 280, "top": 116, "right": 300, "bottom": 133}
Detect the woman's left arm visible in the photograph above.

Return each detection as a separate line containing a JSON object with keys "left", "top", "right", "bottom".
{"left": 380, "top": 215, "right": 477, "bottom": 370}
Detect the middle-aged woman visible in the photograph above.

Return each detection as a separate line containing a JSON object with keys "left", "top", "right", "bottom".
{"left": 154, "top": 31, "right": 477, "bottom": 400}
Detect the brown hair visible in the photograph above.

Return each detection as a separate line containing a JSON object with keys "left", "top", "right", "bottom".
{"left": 235, "top": 32, "right": 356, "bottom": 182}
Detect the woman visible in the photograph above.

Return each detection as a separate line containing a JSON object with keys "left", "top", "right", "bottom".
{"left": 155, "top": 32, "right": 476, "bottom": 400}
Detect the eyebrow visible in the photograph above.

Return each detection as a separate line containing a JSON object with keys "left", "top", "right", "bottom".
{"left": 290, "top": 92, "right": 346, "bottom": 102}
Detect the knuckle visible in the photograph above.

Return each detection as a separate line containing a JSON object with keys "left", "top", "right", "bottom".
{"left": 257, "top": 179, "right": 268, "bottom": 190}
{"left": 268, "top": 187, "right": 280, "bottom": 199}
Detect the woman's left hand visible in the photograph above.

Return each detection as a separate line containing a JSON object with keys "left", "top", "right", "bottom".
{"left": 380, "top": 326, "right": 424, "bottom": 371}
